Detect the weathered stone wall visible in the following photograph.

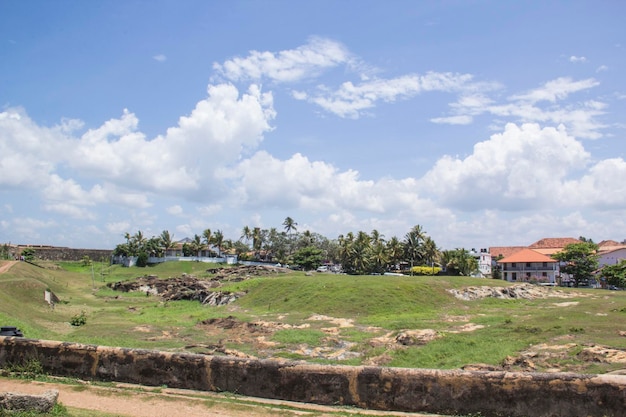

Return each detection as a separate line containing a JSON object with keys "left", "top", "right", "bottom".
{"left": 17, "top": 246, "right": 112, "bottom": 262}
{"left": 1, "top": 336, "right": 625, "bottom": 417}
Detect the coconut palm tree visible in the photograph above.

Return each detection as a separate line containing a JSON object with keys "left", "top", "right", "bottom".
{"left": 422, "top": 236, "right": 440, "bottom": 274}
{"left": 282, "top": 217, "right": 298, "bottom": 235}
{"left": 213, "top": 230, "right": 224, "bottom": 257}
{"left": 190, "top": 234, "right": 206, "bottom": 258}
{"left": 159, "top": 230, "right": 176, "bottom": 256}
{"left": 404, "top": 225, "right": 425, "bottom": 273}
{"left": 240, "top": 226, "right": 252, "bottom": 244}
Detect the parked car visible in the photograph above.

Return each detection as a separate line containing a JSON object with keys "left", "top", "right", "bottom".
{"left": 316, "top": 265, "right": 328, "bottom": 272}
{"left": 0, "top": 326, "right": 24, "bottom": 337}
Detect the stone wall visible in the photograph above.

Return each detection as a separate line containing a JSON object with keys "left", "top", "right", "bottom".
{"left": 17, "top": 246, "right": 113, "bottom": 262}
{"left": 1, "top": 336, "right": 625, "bottom": 417}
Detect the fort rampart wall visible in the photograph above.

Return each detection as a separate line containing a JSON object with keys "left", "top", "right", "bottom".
{"left": 1, "top": 337, "right": 625, "bottom": 417}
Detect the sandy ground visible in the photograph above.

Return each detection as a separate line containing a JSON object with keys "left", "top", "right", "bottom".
{"left": 0, "top": 261, "right": 17, "bottom": 274}
{"left": 0, "top": 377, "right": 439, "bottom": 417}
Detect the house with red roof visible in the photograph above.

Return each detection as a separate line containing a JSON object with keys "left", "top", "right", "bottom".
{"left": 497, "top": 248, "right": 559, "bottom": 284}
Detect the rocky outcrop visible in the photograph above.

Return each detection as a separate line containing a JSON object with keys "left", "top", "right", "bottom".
{"left": 108, "top": 275, "right": 245, "bottom": 305}
{"left": 0, "top": 389, "right": 58, "bottom": 413}
{"left": 448, "top": 284, "right": 575, "bottom": 300}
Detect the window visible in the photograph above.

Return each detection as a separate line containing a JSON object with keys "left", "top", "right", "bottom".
{"left": 542, "top": 272, "right": 547, "bottom": 277}
{"left": 512, "top": 272, "right": 517, "bottom": 281}
{"left": 512, "top": 263, "right": 516, "bottom": 267}
{"left": 543, "top": 262, "right": 547, "bottom": 267}
{"left": 526, "top": 272, "right": 531, "bottom": 278}
{"left": 526, "top": 263, "right": 531, "bottom": 267}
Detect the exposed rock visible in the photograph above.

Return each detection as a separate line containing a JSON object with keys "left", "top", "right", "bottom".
{"left": 395, "top": 329, "right": 440, "bottom": 346}
{"left": 108, "top": 275, "right": 244, "bottom": 305}
{"left": 448, "top": 284, "right": 577, "bottom": 301}
{"left": 0, "top": 389, "right": 58, "bottom": 413}
{"left": 206, "top": 265, "right": 289, "bottom": 281}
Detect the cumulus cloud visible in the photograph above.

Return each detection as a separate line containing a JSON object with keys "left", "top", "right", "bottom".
{"left": 0, "top": 83, "right": 275, "bottom": 220}
{"left": 569, "top": 55, "right": 587, "bottom": 63}
{"left": 153, "top": 54, "right": 167, "bottom": 62}
{"left": 213, "top": 36, "right": 351, "bottom": 83}
{"left": 420, "top": 123, "right": 590, "bottom": 210}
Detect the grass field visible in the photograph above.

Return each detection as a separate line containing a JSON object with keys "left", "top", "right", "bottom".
{"left": 1, "top": 260, "right": 626, "bottom": 374}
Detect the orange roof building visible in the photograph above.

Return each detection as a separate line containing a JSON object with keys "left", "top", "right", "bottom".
{"left": 497, "top": 248, "right": 558, "bottom": 284}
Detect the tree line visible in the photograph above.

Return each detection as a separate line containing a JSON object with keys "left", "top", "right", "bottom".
{"left": 112, "top": 217, "right": 478, "bottom": 275}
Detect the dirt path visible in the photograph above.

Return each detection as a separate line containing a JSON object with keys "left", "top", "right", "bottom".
{"left": 0, "top": 261, "right": 17, "bottom": 274}
{"left": 0, "top": 377, "right": 436, "bottom": 417}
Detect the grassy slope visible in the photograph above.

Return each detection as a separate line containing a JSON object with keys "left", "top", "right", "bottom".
{"left": 1, "top": 260, "right": 625, "bottom": 373}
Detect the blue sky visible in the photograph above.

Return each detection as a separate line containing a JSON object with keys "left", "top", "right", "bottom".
{"left": 1, "top": 0, "right": 625, "bottom": 250}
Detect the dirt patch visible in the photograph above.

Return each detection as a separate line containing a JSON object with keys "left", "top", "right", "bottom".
{"left": 0, "top": 261, "right": 17, "bottom": 274}
{"left": 0, "top": 377, "right": 431, "bottom": 417}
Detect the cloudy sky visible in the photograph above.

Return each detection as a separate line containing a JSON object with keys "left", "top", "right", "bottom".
{"left": 1, "top": 1, "right": 625, "bottom": 250}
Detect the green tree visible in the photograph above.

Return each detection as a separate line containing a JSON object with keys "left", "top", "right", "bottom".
{"left": 602, "top": 260, "right": 626, "bottom": 288}
{"left": 282, "top": 217, "right": 298, "bottom": 235}
{"left": 213, "top": 230, "right": 224, "bottom": 257}
{"left": 441, "top": 248, "right": 478, "bottom": 276}
{"left": 292, "top": 246, "right": 323, "bottom": 271}
{"left": 553, "top": 242, "right": 599, "bottom": 287}
{"left": 21, "top": 248, "right": 35, "bottom": 262}
{"left": 202, "top": 229, "right": 213, "bottom": 255}
{"left": 404, "top": 225, "right": 425, "bottom": 272}
{"left": 159, "top": 230, "right": 176, "bottom": 256}
{"left": 190, "top": 234, "right": 206, "bottom": 257}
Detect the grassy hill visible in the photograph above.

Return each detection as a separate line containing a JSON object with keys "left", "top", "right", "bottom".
{"left": 1, "top": 260, "right": 625, "bottom": 374}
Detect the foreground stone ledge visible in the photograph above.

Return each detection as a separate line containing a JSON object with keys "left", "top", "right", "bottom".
{"left": 0, "top": 389, "right": 58, "bottom": 413}
{"left": 1, "top": 336, "right": 625, "bottom": 417}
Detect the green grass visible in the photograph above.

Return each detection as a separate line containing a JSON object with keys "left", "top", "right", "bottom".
{"left": 2, "top": 260, "right": 626, "bottom": 374}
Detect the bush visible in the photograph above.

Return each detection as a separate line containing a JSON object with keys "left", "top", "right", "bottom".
{"left": 70, "top": 311, "right": 87, "bottom": 326}
{"left": 136, "top": 252, "right": 149, "bottom": 267}
{"left": 410, "top": 265, "right": 442, "bottom": 275}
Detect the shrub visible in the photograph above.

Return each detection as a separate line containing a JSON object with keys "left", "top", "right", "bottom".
{"left": 136, "top": 252, "right": 149, "bottom": 267}
{"left": 410, "top": 265, "right": 442, "bottom": 275}
{"left": 70, "top": 311, "right": 87, "bottom": 326}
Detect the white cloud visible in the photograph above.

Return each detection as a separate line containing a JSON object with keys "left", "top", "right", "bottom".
{"left": 420, "top": 123, "right": 590, "bottom": 210}
{"left": 166, "top": 205, "right": 183, "bottom": 215}
{"left": 596, "top": 65, "right": 608, "bottom": 72}
{"left": 431, "top": 115, "right": 473, "bottom": 125}
{"left": 301, "top": 72, "right": 475, "bottom": 118}
{"left": 510, "top": 77, "right": 599, "bottom": 103}
{"left": 153, "top": 54, "right": 167, "bottom": 62}
{"left": 213, "top": 37, "right": 351, "bottom": 83}
{"left": 435, "top": 77, "right": 607, "bottom": 139}
{"left": 106, "top": 221, "right": 131, "bottom": 236}
{"left": 560, "top": 158, "right": 626, "bottom": 209}
{"left": 569, "top": 55, "right": 587, "bottom": 63}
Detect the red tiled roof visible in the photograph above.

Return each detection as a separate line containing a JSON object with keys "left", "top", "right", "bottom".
{"left": 489, "top": 246, "right": 526, "bottom": 259}
{"left": 528, "top": 237, "right": 580, "bottom": 249}
{"left": 497, "top": 248, "right": 557, "bottom": 264}
{"left": 598, "top": 240, "right": 621, "bottom": 248}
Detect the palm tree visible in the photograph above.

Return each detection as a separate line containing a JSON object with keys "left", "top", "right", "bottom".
{"left": 202, "top": 228, "right": 213, "bottom": 256}
{"left": 159, "top": 230, "right": 176, "bottom": 256}
{"left": 422, "top": 236, "right": 440, "bottom": 274}
{"left": 282, "top": 217, "right": 298, "bottom": 235}
{"left": 404, "top": 225, "right": 425, "bottom": 273}
{"left": 386, "top": 236, "right": 404, "bottom": 271}
{"left": 190, "top": 234, "right": 206, "bottom": 258}
{"left": 213, "top": 230, "right": 224, "bottom": 257}
{"left": 252, "top": 227, "right": 263, "bottom": 257}
{"left": 240, "top": 226, "right": 251, "bottom": 244}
